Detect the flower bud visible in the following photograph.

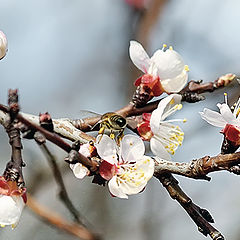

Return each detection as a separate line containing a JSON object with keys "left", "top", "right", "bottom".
{"left": 0, "top": 31, "right": 8, "bottom": 60}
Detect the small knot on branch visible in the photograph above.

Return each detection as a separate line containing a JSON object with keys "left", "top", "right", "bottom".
{"left": 189, "top": 157, "right": 211, "bottom": 181}
{"left": 39, "top": 112, "right": 54, "bottom": 132}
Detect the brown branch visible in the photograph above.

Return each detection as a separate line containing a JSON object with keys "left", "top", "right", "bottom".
{"left": 26, "top": 194, "right": 100, "bottom": 240}
{"left": 70, "top": 74, "right": 237, "bottom": 132}
{"left": 154, "top": 173, "right": 224, "bottom": 240}
{"left": 0, "top": 103, "right": 98, "bottom": 171}
{"left": 38, "top": 141, "right": 86, "bottom": 225}
{"left": 3, "top": 89, "right": 25, "bottom": 188}
{"left": 154, "top": 151, "right": 240, "bottom": 180}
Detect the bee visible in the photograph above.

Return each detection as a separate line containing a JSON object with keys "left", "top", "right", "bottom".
{"left": 71, "top": 111, "right": 127, "bottom": 143}
{"left": 98, "top": 112, "right": 127, "bottom": 142}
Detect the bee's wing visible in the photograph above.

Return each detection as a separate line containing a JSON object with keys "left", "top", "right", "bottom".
{"left": 70, "top": 110, "right": 102, "bottom": 130}
{"left": 78, "top": 110, "right": 101, "bottom": 119}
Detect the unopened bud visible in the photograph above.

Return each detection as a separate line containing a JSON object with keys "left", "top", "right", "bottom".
{"left": 0, "top": 31, "right": 8, "bottom": 60}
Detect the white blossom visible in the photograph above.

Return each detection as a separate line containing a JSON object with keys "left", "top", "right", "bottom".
{"left": 0, "top": 195, "right": 25, "bottom": 228}
{"left": 150, "top": 94, "right": 185, "bottom": 160}
{"left": 70, "top": 143, "right": 91, "bottom": 179}
{"left": 200, "top": 96, "right": 240, "bottom": 128}
{"left": 95, "top": 134, "right": 154, "bottom": 199}
{"left": 129, "top": 40, "right": 188, "bottom": 93}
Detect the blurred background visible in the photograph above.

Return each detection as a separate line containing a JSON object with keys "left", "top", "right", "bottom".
{"left": 0, "top": 0, "right": 240, "bottom": 239}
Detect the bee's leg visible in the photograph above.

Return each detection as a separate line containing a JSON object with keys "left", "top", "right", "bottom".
{"left": 98, "top": 126, "right": 105, "bottom": 143}
{"left": 117, "top": 130, "right": 124, "bottom": 144}
{"left": 110, "top": 130, "right": 115, "bottom": 140}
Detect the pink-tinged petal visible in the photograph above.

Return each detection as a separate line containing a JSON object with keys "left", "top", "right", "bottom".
{"left": 217, "top": 103, "right": 236, "bottom": 124}
{"left": 71, "top": 163, "right": 90, "bottom": 179}
{"left": 95, "top": 135, "right": 118, "bottom": 164}
{"left": 161, "top": 70, "right": 188, "bottom": 93}
{"left": 151, "top": 49, "right": 185, "bottom": 79}
{"left": 120, "top": 135, "right": 145, "bottom": 162}
{"left": 200, "top": 108, "right": 227, "bottom": 128}
{"left": 222, "top": 124, "right": 240, "bottom": 145}
{"left": 150, "top": 137, "right": 171, "bottom": 160}
{"left": 99, "top": 161, "right": 117, "bottom": 180}
{"left": 0, "top": 195, "right": 25, "bottom": 226}
{"left": 108, "top": 176, "right": 128, "bottom": 199}
{"left": 129, "top": 40, "right": 151, "bottom": 73}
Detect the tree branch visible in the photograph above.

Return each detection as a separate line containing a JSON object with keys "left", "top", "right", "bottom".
{"left": 26, "top": 194, "right": 100, "bottom": 240}
{"left": 154, "top": 173, "right": 224, "bottom": 240}
{"left": 154, "top": 151, "right": 240, "bottom": 180}
{"left": 38, "top": 141, "right": 86, "bottom": 225}
{"left": 3, "top": 89, "right": 25, "bottom": 188}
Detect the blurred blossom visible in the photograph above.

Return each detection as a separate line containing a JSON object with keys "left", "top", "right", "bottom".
{"left": 0, "top": 31, "right": 8, "bottom": 60}
{"left": 124, "top": 0, "right": 151, "bottom": 9}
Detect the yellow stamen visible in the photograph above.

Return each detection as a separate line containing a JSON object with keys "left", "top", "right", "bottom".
{"left": 170, "top": 98, "right": 175, "bottom": 105}
{"left": 163, "top": 44, "right": 167, "bottom": 48}
{"left": 184, "top": 65, "right": 190, "bottom": 72}
{"left": 224, "top": 93, "right": 228, "bottom": 104}
{"left": 183, "top": 118, "right": 187, "bottom": 123}
{"left": 169, "top": 46, "right": 173, "bottom": 50}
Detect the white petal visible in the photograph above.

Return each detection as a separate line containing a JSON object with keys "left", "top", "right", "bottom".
{"left": 120, "top": 134, "right": 145, "bottom": 163}
{"left": 0, "top": 31, "right": 8, "bottom": 60}
{"left": 108, "top": 176, "right": 128, "bottom": 199}
{"left": 79, "top": 143, "right": 91, "bottom": 157}
{"left": 161, "top": 70, "right": 188, "bottom": 93}
{"left": 129, "top": 40, "right": 151, "bottom": 73}
{"left": 95, "top": 135, "right": 118, "bottom": 164}
{"left": 217, "top": 103, "right": 236, "bottom": 124}
{"left": 151, "top": 49, "right": 185, "bottom": 79}
{"left": 116, "top": 156, "right": 154, "bottom": 195}
{"left": 233, "top": 97, "right": 240, "bottom": 119}
{"left": 71, "top": 163, "right": 89, "bottom": 179}
{"left": 150, "top": 137, "right": 172, "bottom": 160}
{"left": 0, "top": 195, "right": 24, "bottom": 226}
{"left": 150, "top": 94, "right": 182, "bottom": 133}
{"left": 199, "top": 108, "right": 227, "bottom": 128}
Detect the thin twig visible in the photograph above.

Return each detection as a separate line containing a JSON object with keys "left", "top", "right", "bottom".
{"left": 39, "top": 142, "right": 86, "bottom": 225}
{"left": 26, "top": 194, "right": 100, "bottom": 240}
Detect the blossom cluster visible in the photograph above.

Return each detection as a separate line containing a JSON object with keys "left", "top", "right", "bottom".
{"left": 5, "top": 33, "right": 240, "bottom": 233}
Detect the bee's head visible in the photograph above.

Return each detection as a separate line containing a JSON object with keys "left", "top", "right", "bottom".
{"left": 115, "top": 117, "right": 127, "bottom": 128}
